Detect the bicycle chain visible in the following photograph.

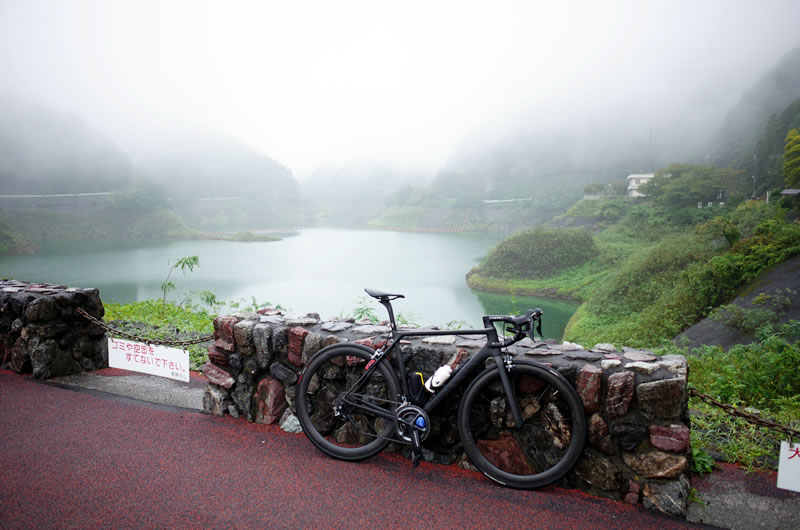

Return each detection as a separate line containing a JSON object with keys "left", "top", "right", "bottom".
{"left": 76, "top": 307, "right": 214, "bottom": 348}
{"left": 689, "top": 387, "right": 800, "bottom": 440}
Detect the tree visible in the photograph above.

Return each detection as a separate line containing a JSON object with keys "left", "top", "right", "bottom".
{"left": 640, "top": 164, "right": 748, "bottom": 206}
{"left": 784, "top": 128, "right": 800, "bottom": 188}
{"left": 161, "top": 256, "right": 200, "bottom": 308}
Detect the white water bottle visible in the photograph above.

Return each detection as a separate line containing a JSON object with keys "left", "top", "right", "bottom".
{"left": 424, "top": 365, "right": 453, "bottom": 393}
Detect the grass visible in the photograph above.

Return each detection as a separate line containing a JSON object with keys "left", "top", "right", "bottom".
{"left": 103, "top": 300, "right": 215, "bottom": 371}
{"left": 466, "top": 225, "right": 648, "bottom": 301}
{"left": 656, "top": 323, "right": 800, "bottom": 471}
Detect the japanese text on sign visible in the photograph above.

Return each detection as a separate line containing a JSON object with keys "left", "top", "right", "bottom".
{"left": 777, "top": 441, "right": 800, "bottom": 492}
{"left": 108, "top": 338, "right": 189, "bottom": 382}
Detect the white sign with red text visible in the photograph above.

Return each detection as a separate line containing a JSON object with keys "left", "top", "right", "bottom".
{"left": 777, "top": 441, "right": 800, "bottom": 492}
{"left": 108, "top": 338, "right": 189, "bottom": 382}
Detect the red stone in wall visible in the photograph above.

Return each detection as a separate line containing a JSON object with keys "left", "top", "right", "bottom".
{"left": 576, "top": 364, "right": 602, "bottom": 413}
{"left": 214, "top": 316, "right": 240, "bottom": 343}
{"left": 207, "top": 345, "right": 228, "bottom": 366}
{"left": 254, "top": 376, "right": 287, "bottom": 424}
{"left": 605, "top": 371, "right": 635, "bottom": 417}
{"left": 476, "top": 432, "right": 533, "bottom": 476}
{"left": 649, "top": 424, "right": 690, "bottom": 452}
{"left": 287, "top": 327, "right": 310, "bottom": 366}
{"left": 203, "top": 362, "right": 235, "bottom": 389}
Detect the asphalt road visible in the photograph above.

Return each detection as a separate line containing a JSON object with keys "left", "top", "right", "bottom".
{"left": 0, "top": 372, "right": 703, "bottom": 528}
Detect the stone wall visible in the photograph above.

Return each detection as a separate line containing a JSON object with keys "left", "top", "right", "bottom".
{"left": 0, "top": 280, "right": 108, "bottom": 378}
{"left": 203, "top": 309, "right": 692, "bottom": 518}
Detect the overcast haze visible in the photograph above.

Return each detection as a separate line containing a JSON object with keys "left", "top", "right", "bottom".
{"left": 2, "top": 0, "right": 800, "bottom": 178}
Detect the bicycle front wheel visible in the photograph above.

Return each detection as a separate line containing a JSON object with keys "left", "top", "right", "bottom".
{"left": 458, "top": 363, "right": 586, "bottom": 489}
{"left": 296, "top": 346, "right": 400, "bottom": 461}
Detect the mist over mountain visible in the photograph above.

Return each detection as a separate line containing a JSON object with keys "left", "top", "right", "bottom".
{"left": 0, "top": 95, "right": 132, "bottom": 194}
{"left": 714, "top": 47, "right": 800, "bottom": 189}
{"left": 130, "top": 128, "right": 298, "bottom": 198}
{"left": 435, "top": 46, "right": 800, "bottom": 200}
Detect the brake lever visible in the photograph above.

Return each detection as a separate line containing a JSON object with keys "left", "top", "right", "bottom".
{"left": 528, "top": 316, "right": 543, "bottom": 341}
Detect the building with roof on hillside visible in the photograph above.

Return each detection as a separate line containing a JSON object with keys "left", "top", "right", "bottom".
{"left": 626, "top": 173, "right": 655, "bottom": 197}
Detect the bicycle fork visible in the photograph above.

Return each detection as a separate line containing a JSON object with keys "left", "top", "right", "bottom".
{"left": 494, "top": 354, "right": 524, "bottom": 428}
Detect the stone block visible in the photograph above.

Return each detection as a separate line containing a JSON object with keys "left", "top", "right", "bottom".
{"left": 622, "top": 451, "right": 688, "bottom": 479}
{"left": 288, "top": 327, "right": 310, "bottom": 366}
{"left": 592, "top": 343, "right": 617, "bottom": 353}
{"left": 611, "top": 422, "right": 648, "bottom": 451}
{"left": 475, "top": 432, "right": 533, "bottom": 476}
{"left": 637, "top": 377, "right": 686, "bottom": 420}
{"left": 24, "top": 296, "right": 60, "bottom": 322}
{"left": 233, "top": 320, "right": 256, "bottom": 355}
{"left": 322, "top": 335, "right": 344, "bottom": 348}
{"left": 207, "top": 344, "right": 228, "bottom": 366}
{"left": 658, "top": 355, "right": 688, "bottom": 377}
{"left": 625, "top": 480, "right": 640, "bottom": 504}
{"left": 601, "top": 359, "right": 621, "bottom": 369}
{"left": 642, "top": 474, "right": 690, "bottom": 517}
{"left": 253, "top": 324, "right": 272, "bottom": 366}
{"left": 575, "top": 453, "right": 620, "bottom": 491}
{"left": 214, "top": 316, "right": 240, "bottom": 346}
{"left": 203, "top": 384, "right": 232, "bottom": 416}
{"left": 649, "top": 424, "right": 690, "bottom": 453}
{"left": 213, "top": 337, "right": 235, "bottom": 353}
{"left": 622, "top": 351, "right": 657, "bottom": 362}
{"left": 301, "top": 332, "right": 323, "bottom": 364}
{"left": 270, "top": 362, "right": 298, "bottom": 384}
{"left": 31, "top": 337, "right": 80, "bottom": 379}
{"left": 203, "top": 363, "right": 235, "bottom": 389}
{"left": 576, "top": 364, "right": 602, "bottom": 413}
{"left": 624, "top": 361, "right": 660, "bottom": 374}
{"left": 279, "top": 409, "right": 303, "bottom": 433}
{"left": 253, "top": 376, "right": 287, "bottom": 425}
{"left": 564, "top": 351, "right": 603, "bottom": 361}
{"left": 231, "top": 372, "right": 257, "bottom": 422}
{"left": 321, "top": 321, "right": 352, "bottom": 332}
{"left": 604, "top": 371, "right": 634, "bottom": 417}
{"left": 354, "top": 337, "right": 373, "bottom": 349}
{"left": 272, "top": 327, "right": 290, "bottom": 358}
{"left": 587, "top": 413, "right": 615, "bottom": 454}
{"left": 447, "top": 348, "right": 470, "bottom": 368}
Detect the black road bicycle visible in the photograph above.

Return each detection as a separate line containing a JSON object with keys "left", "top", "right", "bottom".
{"left": 295, "top": 288, "right": 587, "bottom": 489}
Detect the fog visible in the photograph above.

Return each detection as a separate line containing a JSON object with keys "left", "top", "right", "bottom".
{"left": 1, "top": 0, "right": 800, "bottom": 179}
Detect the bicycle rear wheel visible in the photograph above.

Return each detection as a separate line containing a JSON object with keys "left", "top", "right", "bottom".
{"left": 296, "top": 346, "right": 400, "bottom": 461}
{"left": 458, "top": 363, "right": 586, "bottom": 489}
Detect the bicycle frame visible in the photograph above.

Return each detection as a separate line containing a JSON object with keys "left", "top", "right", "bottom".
{"left": 337, "top": 320, "right": 527, "bottom": 428}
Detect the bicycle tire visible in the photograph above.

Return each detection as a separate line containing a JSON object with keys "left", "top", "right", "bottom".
{"left": 457, "top": 362, "right": 586, "bottom": 489}
{"left": 296, "top": 345, "right": 400, "bottom": 461}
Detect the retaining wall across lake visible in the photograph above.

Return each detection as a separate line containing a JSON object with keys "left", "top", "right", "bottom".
{"left": 203, "top": 309, "right": 692, "bottom": 518}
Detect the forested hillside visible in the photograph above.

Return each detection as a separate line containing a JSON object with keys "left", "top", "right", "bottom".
{"left": 0, "top": 96, "right": 132, "bottom": 194}
{"left": 714, "top": 47, "right": 800, "bottom": 191}
{"left": 0, "top": 95, "right": 309, "bottom": 243}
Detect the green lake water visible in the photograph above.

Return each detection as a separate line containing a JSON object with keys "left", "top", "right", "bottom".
{"left": 0, "top": 228, "right": 579, "bottom": 339}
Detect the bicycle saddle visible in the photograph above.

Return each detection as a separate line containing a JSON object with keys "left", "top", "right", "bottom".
{"left": 364, "top": 288, "right": 405, "bottom": 301}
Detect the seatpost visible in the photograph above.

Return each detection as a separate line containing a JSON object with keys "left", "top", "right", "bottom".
{"left": 379, "top": 299, "right": 398, "bottom": 331}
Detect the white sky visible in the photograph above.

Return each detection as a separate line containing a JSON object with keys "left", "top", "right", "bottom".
{"left": 2, "top": 0, "right": 800, "bottom": 177}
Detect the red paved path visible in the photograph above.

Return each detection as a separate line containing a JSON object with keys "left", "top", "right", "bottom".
{"left": 0, "top": 373, "right": 702, "bottom": 528}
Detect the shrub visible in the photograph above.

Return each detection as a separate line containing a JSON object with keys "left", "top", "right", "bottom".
{"left": 709, "top": 305, "right": 780, "bottom": 333}
{"left": 689, "top": 332, "right": 800, "bottom": 410}
{"left": 587, "top": 234, "right": 714, "bottom": 318}
{"left": 478, "top": 227, "right": 598, "bottom": 279}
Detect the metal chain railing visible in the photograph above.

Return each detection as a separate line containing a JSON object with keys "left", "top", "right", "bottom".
{"left": 689, "top": 387, "right": 800, "bottom": 439}
{"left": 76, "top": 308, "right": 214, "bottom": 348}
